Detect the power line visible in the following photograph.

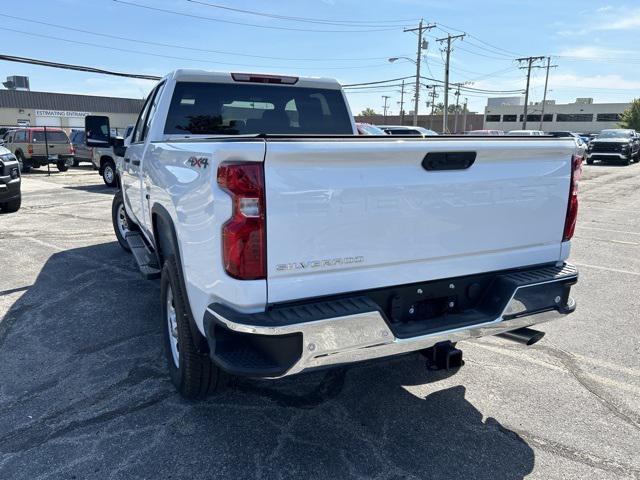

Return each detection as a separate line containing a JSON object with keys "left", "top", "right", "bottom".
{"left": 0, "top": 12, "right": 404, "bottom": 62}
{"left": 0, "top": 26, "right": 391, "bottom": 71}
{"left": 185, "top": 0, "right": 416, "bottom": 26}
{"left": 343, "top": 76, "right": 416, "bottom": 87}
{"left": 0, "top": 53, "right": 161, "bottom": 80}
{"left": 112, "top": 0, "right": 400, "bottom": 33}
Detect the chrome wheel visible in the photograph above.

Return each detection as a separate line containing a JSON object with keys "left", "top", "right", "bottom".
{"left": 116, "top": 203, "right": 129, "bottom": 240}
{"left": 166, "top": 287, "right": 180, "bottom": 367}
{"left": 104, "top": 164, "right": 115, "bottom": 184}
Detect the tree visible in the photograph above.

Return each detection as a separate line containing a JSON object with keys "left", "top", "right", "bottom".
{"left": 619, "top": 98, "right": 640, "bottom": 130}
{"left": 359, "top": 108, "right": 378, "bottom": 117}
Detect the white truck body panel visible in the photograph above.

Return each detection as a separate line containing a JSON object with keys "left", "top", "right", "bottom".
{"left": 264, "top": 139, "right": 574, "bottom": 303}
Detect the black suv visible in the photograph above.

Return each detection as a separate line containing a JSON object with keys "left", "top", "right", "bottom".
{"left": 587, "top": 129, "right": 640, "bottom": 165}
{"left": 0, "top": 147, "right": 21, "bottom": 213}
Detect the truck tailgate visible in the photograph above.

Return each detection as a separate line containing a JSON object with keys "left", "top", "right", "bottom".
{"left": 264, "top": 138, "right": 575, "bottom": 304}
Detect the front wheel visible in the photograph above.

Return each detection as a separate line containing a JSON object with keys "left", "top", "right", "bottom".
{"left": 161, "top": 257, "right": 224, "bottom": 399}
{"left": 586, "top": 158, "right": 594, "bottom": 165}
{"left": 0, "top": 196, "right": 21, "bottom": 213}
{"left": 102, "top": 160, "right": 117, "bottom": 187}
{"left": 111, "top": 191, "right": 136, "bottom": 252}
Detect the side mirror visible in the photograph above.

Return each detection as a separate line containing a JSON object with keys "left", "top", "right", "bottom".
{"left": 112, "top": 137, "right": 127, "bottom": 158}
{"left": 85, "top": 115, "right": 111, "bottom": 147}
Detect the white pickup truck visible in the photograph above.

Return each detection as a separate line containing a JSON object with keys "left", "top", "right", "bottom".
{"left": 85, "top": 70, "right": 580, "bottom": 399}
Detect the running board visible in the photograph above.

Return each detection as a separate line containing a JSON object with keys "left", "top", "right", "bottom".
{"left": 125, "top": 231, "right": 161, "bottom": 280}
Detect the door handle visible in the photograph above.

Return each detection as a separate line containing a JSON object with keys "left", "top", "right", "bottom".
{"left": 132, "top": 160, "right": 141, "bottom": 166}
{"left": 124, "top": 157, "right": 130, "bottom": 163}
{"left": 422, "top": 151, "right": 476, "bottom": 171}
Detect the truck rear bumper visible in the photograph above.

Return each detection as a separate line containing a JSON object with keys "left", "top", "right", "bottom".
{"left": 204, "top": 263, "right": 578, "bottom": 378}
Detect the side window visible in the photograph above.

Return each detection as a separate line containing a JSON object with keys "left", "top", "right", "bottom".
{"left": 141, "top": 82, "right": 165, "bottom": 142}
{"left": 131, "top": 89, "right": 156, "bottom": 144}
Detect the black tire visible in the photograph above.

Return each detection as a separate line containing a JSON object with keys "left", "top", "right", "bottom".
{"left": 16, "top": 152, "right": 30, "bottom": 173}
{"left": 111, "top": 191, "right": 137, "bottom": 252}
{"left": 161, "top": 257, "right": 224, "bottom": 399}
{"left": 102, "top": 160, "right": 117, "bottom": 187}
{"left": 56, "top": 160, "right": 69, "bottom": 172}
{"left": 73, "top": 158, "right": 80, "bottom": 167}
{"left": 586, "top": 158, "right": 593, "bottom": 165}
{"left": 0, "top": 196, "right": 21, "bottom": 213}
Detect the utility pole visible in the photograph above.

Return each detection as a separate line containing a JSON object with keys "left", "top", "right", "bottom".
{"left": 453, "top": 84, "right": 461, "bottom": 133}
{"left": 437, "top": 32, "right": 466, "bottom": 133}
{"left": 462, "top": 97, "right": 468, "bottom": 132}
{"left": 427, "top": 86, "right": 438, "bottom": 130}
{"left": 404, "top": 20, "right": 436, "bottom": 126}
{"left": 537, "top": 57, "right": 557, "bottom": 131}
{"left": 517, "top": 55, "right": 545, "bottom": 129}
{"left": 398, "top": 80, "right": 406, "bottom": 125}
{"left": 382, "top": 95, "right": 391, "bottom": 121}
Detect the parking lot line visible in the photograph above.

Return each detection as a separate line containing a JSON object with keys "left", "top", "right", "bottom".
{"left": 577, "top": 226, "right": 640, "bottom": 236}
{"left": 572, "top": 262, "right": 640, "bottom": 277}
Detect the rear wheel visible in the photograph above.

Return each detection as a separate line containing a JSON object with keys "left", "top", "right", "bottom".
{"left": 111, "top": 191, "right": 137, "bottom": 252}
{"left": 102, "top": 160, "right": 117, "bottom": 187}
{"left": 56, "top": 160, "right": 69, "bottom": 172}
{"left": 161, "top": 257, "right": 224, "bottom": 399}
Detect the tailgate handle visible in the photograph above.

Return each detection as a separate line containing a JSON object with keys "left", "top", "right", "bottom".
{"left": 422, "top": 151, "right": 476, "bottom": 171}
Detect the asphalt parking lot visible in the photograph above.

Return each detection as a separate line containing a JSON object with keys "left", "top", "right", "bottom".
{"left": 0, "top": 163, "right": 639, "bottom": 480}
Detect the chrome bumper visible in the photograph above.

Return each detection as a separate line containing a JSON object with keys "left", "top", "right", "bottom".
{"left": 204, "top": 264, "right": 577, "bottom": 378}
{"left": 587, "top": 152, "right": 629, "bottom": 160}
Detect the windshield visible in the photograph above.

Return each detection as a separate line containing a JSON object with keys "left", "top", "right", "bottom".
{"left": 32, "top": 131, "right": 69, "bottom": 143}
{"left": 599, "top": 130, "right": 633, "bottom": 138}
{"left": 165, "top": 82, "right": 353, "bottom": 135}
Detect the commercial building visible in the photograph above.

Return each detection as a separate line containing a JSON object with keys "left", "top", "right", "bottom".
{"left": 484, "top": 98, "right": 630, "bottom": 133}
{"left": 0, "top": 89, "right": 144, "bottom": 131}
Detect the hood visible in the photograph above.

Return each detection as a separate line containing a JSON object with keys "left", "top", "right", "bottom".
{"left": 592, "top": 137, "right": 632, "bottom": 143}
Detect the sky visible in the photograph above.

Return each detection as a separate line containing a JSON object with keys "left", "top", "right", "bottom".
{"left": 1, "top": 0, "right": 638, "bottom": 116}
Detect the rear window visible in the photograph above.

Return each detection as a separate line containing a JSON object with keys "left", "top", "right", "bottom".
{"left": 164, "top": 82, "right": 353, "bottom": 135}
{"left": 32, "top": 131, "right": 69, "bottom": 143}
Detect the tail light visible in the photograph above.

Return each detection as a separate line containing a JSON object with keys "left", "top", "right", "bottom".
{"left": 563, "top": 154, "right": 582, "bottom": 241}
{"left": 27, "top": 144, "right": 33, "bottom": 154}
{"left": 217, "top": 162, "right": 266, "bottom": 280}
{"left": 69, "top": 144, "right": 75, "bottom": 154}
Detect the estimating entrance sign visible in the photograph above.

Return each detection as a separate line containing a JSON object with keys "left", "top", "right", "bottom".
{"left": 35, "top": 110, "right": 91, "bottom": 118}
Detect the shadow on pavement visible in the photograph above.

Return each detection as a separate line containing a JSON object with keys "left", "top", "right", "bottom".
{"left": 0, "top": 242, "right": 534, "bottom": 480}
{"left": 64, "top": 184, "right": 115, "bottom": 195}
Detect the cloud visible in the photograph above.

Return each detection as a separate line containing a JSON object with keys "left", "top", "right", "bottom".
{"left": 597, "top": 8, "right": 640, "bottom": 29}
{"left": 533, "top": 73, "right": 640, "bottom": 91}
{"left": 557, "top": 46, "right": 632, "bottom": 58}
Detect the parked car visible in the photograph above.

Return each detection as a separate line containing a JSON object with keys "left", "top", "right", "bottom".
{"left": 0, "top": 145, "right": 21, "bottom": 213}
{"left": 356, "top": 123, "right": 387, "bottom": 135}
{"left": 506, "top": 130, "right": 545, "bottom": 136}
{"left": 69, "top": 129, "right": 93, "bottom": 166}
{"left": 379, "top": 126, "right": 439, "bottom": 137}
{"left": 85, "top": 70, "right": 579, "bottom": 399}
{"left": 90, "top": 125, "right": 133, "bottom": 187}
{"left": 464, "top": 130, "right": 504, "bottom": 136}
{"left": 586, "top": 129, "right": 640, "bottom": 165}
{"left": 3, "top": 127, "right": 74, "bottom": 173}
{"left": 547, "top": 131, "right": 587, "bottom": 152}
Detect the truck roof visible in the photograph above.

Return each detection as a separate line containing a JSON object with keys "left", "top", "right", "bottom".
{"left": 164, "top": 69, "right": 343, "bottom": 90}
